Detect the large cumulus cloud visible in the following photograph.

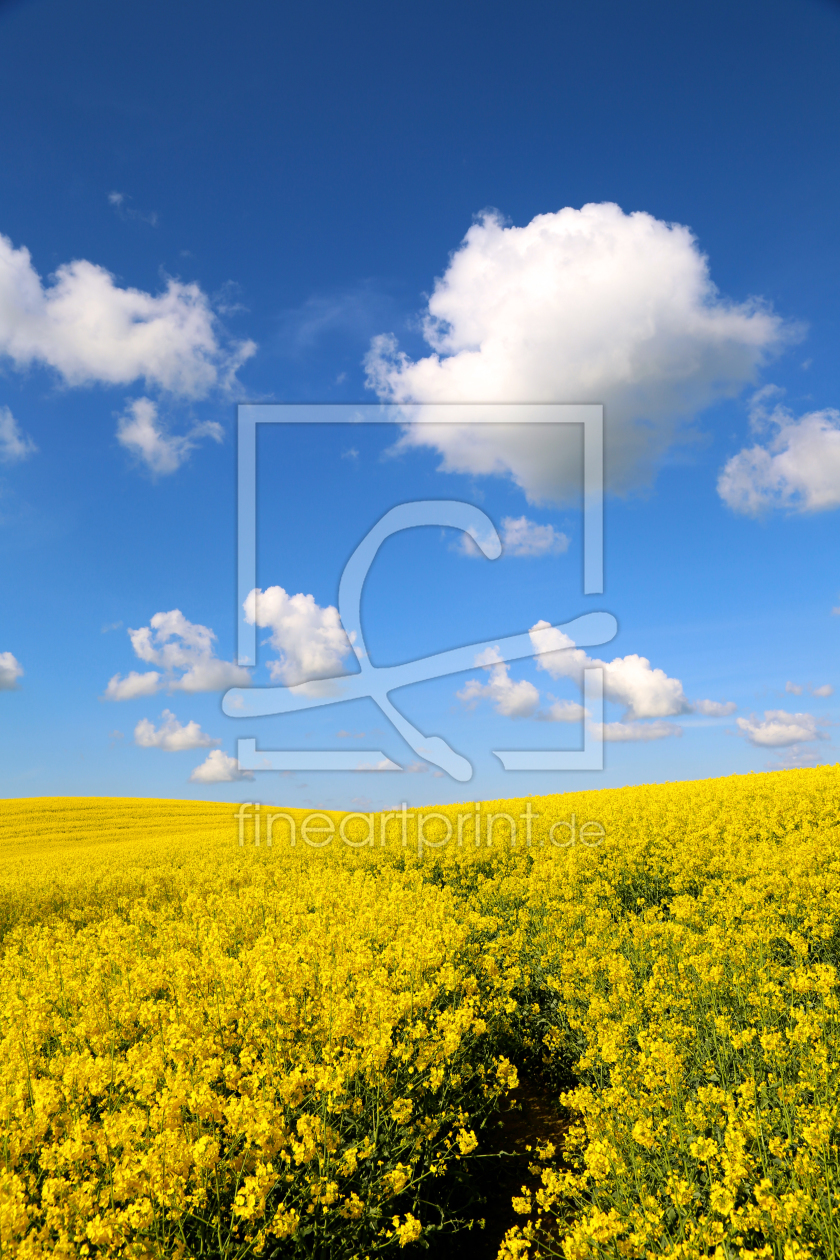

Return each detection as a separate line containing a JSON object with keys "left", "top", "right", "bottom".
{"left": 366, "top": 203, "right": 793, "bottom": 502}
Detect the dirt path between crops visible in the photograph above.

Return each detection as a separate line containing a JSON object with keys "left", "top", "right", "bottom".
{"left": 436, "top": 1074, "right": 571, "bottom": 1259}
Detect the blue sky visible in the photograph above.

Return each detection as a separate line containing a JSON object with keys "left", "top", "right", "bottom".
{"left": 2, "top": 0, "right": 840, "bottom": 808}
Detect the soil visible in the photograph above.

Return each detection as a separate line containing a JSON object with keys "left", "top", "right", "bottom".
{"left": 431, "top": 1074, "right": 571, "bottom": 1259}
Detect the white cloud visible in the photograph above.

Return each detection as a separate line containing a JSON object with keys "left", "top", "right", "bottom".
{"left": 104, "top": 610, "right": 250, "bottom": 699}
{"left": 0, "top": 230, "right": 255, "bottom": 396}
{"left": 355, "top": 758, "right": 401, "bottom": 770}
{"left": 0, "top": 651, "right": 23, "bottom": 690}
{"left": 599, "top": 656, "right": 690, "bottom": 719}
{"left": 366, "top": 203, "right": 791, "bottom": 502}
{"left": 104, "top": 670, "right": 162, "bottom": 701}
{"left": 460, "top": 628, "right": 689, "bottom": 726}
{"left": 529, "top": 621, "right": 690, "bottom": 720}
{"left": 736, "top": 709, "right": 826, "bottom": 747}
{"left": 502, "top": 516, "right": 569, "bottom": 556}
{"left": 0, "top": 406, "right": 36, "bottom": 463}
{"left": 719, "top": 393, "right": 840, "bottom": 514}
{"left": 244, "top": 586, "right": 354, "bottom": 685}
{"left": 116, "top": 397, "right": 223, "bottom": 475}
{"left": 693, "top": 699, "right": 737, "bottom": 716}
{"left": 592, "top": 719, "right": 682, "bottom": 742}
{"left": 783, "top": 680, "right": 833, "bottom": 700}
{"left": 538, "top": 699, "right": 588, "bottom": 722}
{"left": 189, "top": 750, "right": 253, "bottom": 782}
{"left": 772, "top": 745, "right": 827, "bottom": 770}
{"left": 457, "top": 650, "right": 541, "bottom": 718}
{"left": 459, "top": 515, "right": 569, "bottom": 558}
{"left": 134, "top": 709, "right": 219, "bottom": 751}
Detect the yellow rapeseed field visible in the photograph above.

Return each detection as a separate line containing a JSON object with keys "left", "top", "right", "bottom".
{"left": 1, "top": 768, "right": 839, "bottom": 1259}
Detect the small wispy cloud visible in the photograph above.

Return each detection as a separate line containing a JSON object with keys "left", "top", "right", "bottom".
{"left": 737, "top": 709, "right": 828, "bottom": 747}
{"left": 108, "top": 190, "right": 159, "bottom": 227}
{"left": 0, "top": 406, "right": 36, "bottom": 464}
{"left": 457, "top": 651, "right": 540, "bottom": 718}
{"left": 591, "top": 719, "right": 682, "bottom": 742}
{"left": 785, "top": 681, "right": 833, "bottom": 698}
{"left": 211, "top": 280, "right": 248, "bottom": 316}
{"left": 770, "top": 743, "right": 829, "bottom": 770}
{"left": 117, "top": 397, "right": 224, "bottom": 476}
{"left": 458, "top": 515, "right": 569, "bottom": 558}
{"left": 500, "top": 516, "right": 569, "bottom": 556}
{"left": 277, "top": 281, "right": 397, "bottom": 356}
{"left": 134, "top": 710, "right": 219, "bottom": 751}
{"left": 537, "top": 699, "right": 588, "bottom": 723}
{"left": 693, "top": 699, "right": 737, "bottom": 716}
{"left": 190, "top": 750, "right": 253, "bottom": 782}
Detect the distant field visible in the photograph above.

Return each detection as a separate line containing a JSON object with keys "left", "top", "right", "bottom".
{"left": 1, "top": 770, "right": 839, "bottom": 1258}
